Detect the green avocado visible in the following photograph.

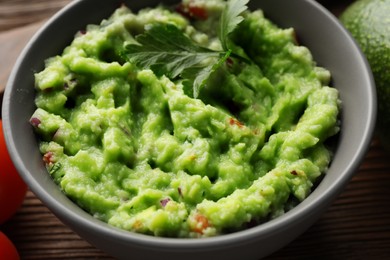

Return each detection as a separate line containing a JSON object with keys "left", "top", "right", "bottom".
{"left": 340, "top": 0, "right": 390, "bottom": 149}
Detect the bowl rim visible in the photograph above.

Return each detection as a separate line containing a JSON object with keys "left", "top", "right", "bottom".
{"left": 1, "top": 0, "right": 377, "bottom": 253}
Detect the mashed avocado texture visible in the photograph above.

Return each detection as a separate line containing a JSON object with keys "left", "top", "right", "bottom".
{"left": 30, "top": 0, "right": 340, "bottom": 237}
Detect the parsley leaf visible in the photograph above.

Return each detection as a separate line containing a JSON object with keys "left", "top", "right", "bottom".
{"left": 182, "top": 49, "right": 232, "bottom": 97}
{"left": 124, "top": 0, "right": 249, "bottom": 98}
{"left": 219, "top": 0, "right": 249, "bottom": 51}
{"left": 126, "top": 23, "right": 223, "bottom": 79}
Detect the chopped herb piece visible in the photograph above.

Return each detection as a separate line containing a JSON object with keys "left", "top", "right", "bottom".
{"left": 49, "top": 163, "right": 62, "bottom": 175}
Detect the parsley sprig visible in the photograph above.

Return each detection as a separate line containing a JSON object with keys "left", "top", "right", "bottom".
{"left": 124, "top": 0, "right": 249, "bottom": 98}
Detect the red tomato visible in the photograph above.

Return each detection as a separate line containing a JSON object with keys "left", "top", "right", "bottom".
{"left": 0, "top": 120, "right": 28, "bottom": 224}
{"left": 0, "top": 231, "right": 20, "bottom": 260}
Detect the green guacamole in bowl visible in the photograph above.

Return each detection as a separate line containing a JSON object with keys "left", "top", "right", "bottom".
{"left": 29, "top": 0, "right": 340, "bottom": 238}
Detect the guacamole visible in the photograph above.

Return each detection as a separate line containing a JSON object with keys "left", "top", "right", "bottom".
{"left": 30, "top": 0, "right": 340, "bottom": 238}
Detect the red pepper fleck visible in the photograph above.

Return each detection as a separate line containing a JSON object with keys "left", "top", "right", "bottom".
{"left": 175, "top": 2, "right": 208, "bottom": 20}
{"left": 160, "top": 198, "right": 171, "bottom": 207}
{"left": 229, "top": 117, "right": 244, "bottom": 128}
{"left": 226, "top": 57, "right": 234, "bottom": 67}
{"left": 290, "top": 170, "right": 298, "bottom": 176}
{"left": 188, "top": 4, "right": 208, "bottom": 19}
{"left": 193, "top": 214, "right": 210, "bottom": 234}
{"left": 43, "top": 151, "right": 55, "bottom": 165}
{"left": 30, "top": 117, "right": 41, "bottom": 127}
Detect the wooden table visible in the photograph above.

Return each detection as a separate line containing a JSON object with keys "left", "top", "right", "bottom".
{"left": 1, "top": 1, "right": 390, "bottom": 259}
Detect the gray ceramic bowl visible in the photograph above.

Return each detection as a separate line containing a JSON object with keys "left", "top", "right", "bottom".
{"left": 2, "top": 0, "right": 376, "bottom": 259}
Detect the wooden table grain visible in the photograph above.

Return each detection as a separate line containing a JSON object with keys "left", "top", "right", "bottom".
{"left": 1, "top": 1, "right": 390, "bottom": 259}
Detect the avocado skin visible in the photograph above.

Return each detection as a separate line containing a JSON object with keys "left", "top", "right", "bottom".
{"left": 340, "top": 0, "right": 390, "bottom": 149}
